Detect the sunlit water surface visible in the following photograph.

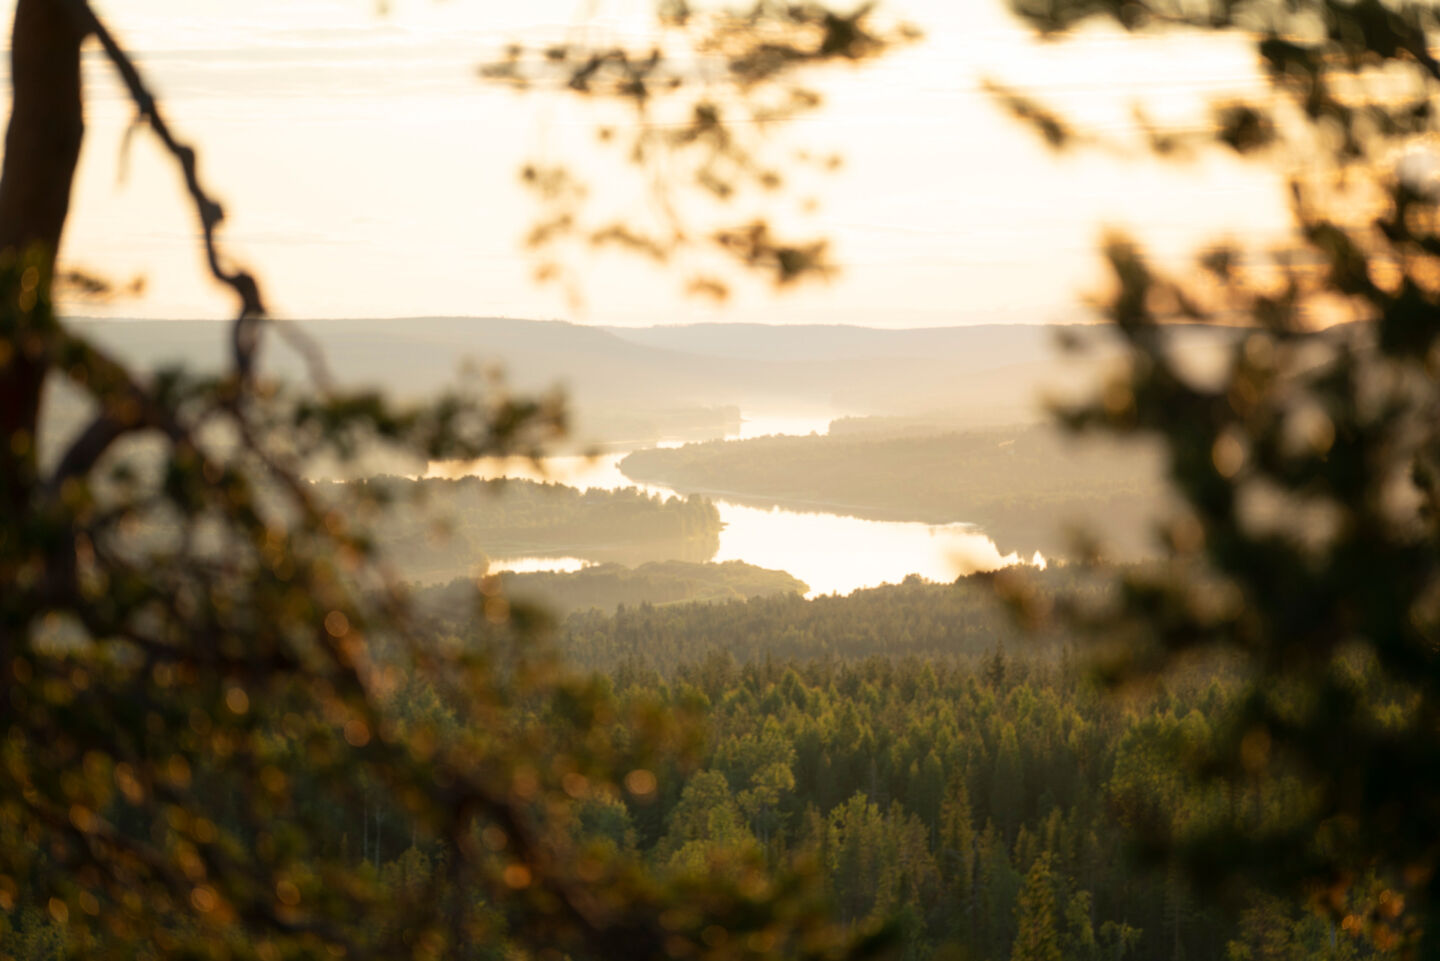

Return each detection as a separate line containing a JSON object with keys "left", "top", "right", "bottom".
{"left": 428, "top": 412, "right": 1041, "bottom": 595}
{"left": 709, "top": 505, "right": 1035, "bottom": 597}
{"left": 491, "top": 556, "right": 593, "bottom": 574}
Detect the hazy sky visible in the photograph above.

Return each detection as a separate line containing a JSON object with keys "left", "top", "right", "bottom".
{"left": 6, "top": 0, "right": 1290, "bottom": 326}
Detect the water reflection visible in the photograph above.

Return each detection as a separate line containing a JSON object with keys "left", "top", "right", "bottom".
{"left": 489, "top": 556, "right": 593, "bottom": 574}
{"left": 736, "top": 412, "right": 834, "bottom": 439}
{"left": 426, "top": 410, "right": 1039, "bottom": 596}
{"left": 425, "top": 452, "right": 663, "bottom": 493}
{"left": 425, "top": 410, "right": 835, "bottom": 487}
{"left": 712, "top": 504, "right": 1026, "bottom": 597}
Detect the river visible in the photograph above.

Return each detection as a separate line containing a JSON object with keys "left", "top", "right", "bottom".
{"left": 425, "top": 413, "right": 1041, "bottom": 597}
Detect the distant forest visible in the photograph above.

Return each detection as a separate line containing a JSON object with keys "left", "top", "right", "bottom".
{"left": 418, "top": 559, "right": 808, "bottom": 618}
{"left": 11, "top": 575, "right": 1380, "bottom": 961}
{"left": 586, "top": 653, "right": 1359, "bottom": 961}
{"left": 5, "top": 564, "right": 1396, "bottom": 961}
{"left": 620, "top": 426, "right": 1169, "bottom": 560}
{"left": 426, "top": 572, "right": 1394, "bottom": 961}
{"left": 312, "top": 476, "right": 723, "bottom": 582}
{"left": 67, "top": 318, "right": 1096, "bottom": 450}
{"left": 552, "top": 572, "right": 1084, "bottom": 670}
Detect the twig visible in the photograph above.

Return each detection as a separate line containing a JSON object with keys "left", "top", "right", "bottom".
{"left": 56, "top": 0, "right": 268, "bottom": 382}
{"left": 273, "top": 320, "right": 337, "bottom": 394}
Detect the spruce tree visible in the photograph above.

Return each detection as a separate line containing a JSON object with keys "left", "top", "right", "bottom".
{"left": 1012, "top": 853, "right": 1063, "bottom": 961}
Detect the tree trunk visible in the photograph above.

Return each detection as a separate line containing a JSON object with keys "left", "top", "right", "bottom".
{"left": 0, "top": 0, "right": 86, "bottom": 515}
{"left": 0, "top": 0, "right": 87, "bottom": 686}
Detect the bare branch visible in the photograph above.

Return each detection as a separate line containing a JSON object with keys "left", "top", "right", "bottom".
{"left": 43, "top": 329, "right": 187, "bottom": 496}
{"left": 56, "top": 0, "right": 267, "bottom": 380}
{"left": 273, "top": 319, "right": 338, "bottom": 394}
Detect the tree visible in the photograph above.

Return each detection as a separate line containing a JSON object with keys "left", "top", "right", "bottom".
{"left": 1011, "top": 853, "right": 1062, "bottom": 961}
{"left": 938, "top": 775, "right": 977, "bottom": 940}
{"left": 739, "top": 761, "right": 798, "bottom": 849}
{"left": 1063, "top": 888, "right": 1100, "bottom": 961}
{"left": 655, "top": 770, "right": 759, "bottom": 869}
{"left": 0, "top": 1, "right": 906, "bottom": 958}
{"left": 828, "top": 792, "right": 889, "bottom": 923}
{"left": 1001, "top": 0, "right": 1440, "bottom": 953}
{"left": 978, "top": 818, "right": 1023, "bottom": 957}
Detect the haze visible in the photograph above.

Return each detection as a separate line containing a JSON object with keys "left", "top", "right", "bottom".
{"left": 11, "top": 0, "right": 1287, "bottom": 326}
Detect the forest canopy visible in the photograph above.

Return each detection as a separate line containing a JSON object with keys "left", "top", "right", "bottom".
{"left": 0, "top": 1, "right": 913, "bottom": 958}
{"left": 7, "top": 0, "right": 1440, "bottom": 958}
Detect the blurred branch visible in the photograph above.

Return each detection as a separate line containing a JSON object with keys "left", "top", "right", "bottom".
{"left": 56, "top": 0, "right": 266, "bottom": 380}
{"left": 489, "top": 2, "right": 918, "bottom": 302}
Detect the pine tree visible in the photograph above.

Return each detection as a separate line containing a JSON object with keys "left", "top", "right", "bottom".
{"left": 828, "top": 792, "right": 888, "bottom": 923}
{"left": 939, "top": 776, "right": 978, "bottom": 940}
{"left": 979, "top": 819, "right": 1022, "bottom": 959}
{"left": 990, "top": 722, "right": 1026, "bottom": 842}
{"left": 1064, "top": 889, "right": 1100, "bottom": 961}
{"left": 1011, "top": 853, "right": 1063, "bottom": 961}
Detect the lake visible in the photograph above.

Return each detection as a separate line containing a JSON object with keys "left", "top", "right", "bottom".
{"left": 426, "top": 412, "right": 1041, "bottom": 597}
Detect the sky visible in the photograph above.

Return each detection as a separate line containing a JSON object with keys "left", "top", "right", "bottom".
{"left": 4, "top": 0, "right": 1292, "bottom": 327}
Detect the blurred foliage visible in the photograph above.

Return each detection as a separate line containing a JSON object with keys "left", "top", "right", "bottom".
{"left": 997, "top": 0, "right": 1440, "bottom": 954}
{"left": 483, "top": 1, "right": 918, "bottom": 305}
{"left": 337, "top": 612, "right": 1414, "bottom": 961}
{"left": 0, "top": 1, "right": 909, "bottom": 959}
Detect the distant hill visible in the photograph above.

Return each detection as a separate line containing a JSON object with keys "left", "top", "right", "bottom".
{"left": 61, "top": 316, "right": 755, "bottom": 452}
{"left": 600, "top": 322, "right": 1060, "bottom": 366}
{"left": 619, "top": 424, "right": 1171, "bottom": 560}
{"left": 71, "top": 316, "right": 730, "bottom": 406}
{"left": 59, "top": 316, "right": 1241, "bottom": 450}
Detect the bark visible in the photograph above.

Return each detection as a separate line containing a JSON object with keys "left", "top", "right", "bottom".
{"left": 0, "top": 0, "right": 86, "bottom": 515}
